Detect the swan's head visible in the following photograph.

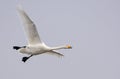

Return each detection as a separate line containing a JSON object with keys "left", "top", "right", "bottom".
{"left": 65, "top": 45, "right": 72, "bottom": 49}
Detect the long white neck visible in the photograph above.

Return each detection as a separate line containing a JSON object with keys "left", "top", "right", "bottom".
{"left": 50, "top": 45, "right": 67, "bottom": 50}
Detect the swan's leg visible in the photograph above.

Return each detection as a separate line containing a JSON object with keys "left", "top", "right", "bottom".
{"left": 22, "top": 55, "right": 33, "bottom": 62}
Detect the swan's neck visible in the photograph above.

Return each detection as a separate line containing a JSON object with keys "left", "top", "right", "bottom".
{"left": 50, "top": 45, "right": 72, "bottom": 50}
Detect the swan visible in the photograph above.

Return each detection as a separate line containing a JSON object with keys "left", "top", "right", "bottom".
{"left": 13, "top": 6, "right": 72, "bottom": 62}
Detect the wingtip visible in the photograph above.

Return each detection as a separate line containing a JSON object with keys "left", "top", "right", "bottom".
{"left": 16, "top": 4, "right": 24, "bottom": 11}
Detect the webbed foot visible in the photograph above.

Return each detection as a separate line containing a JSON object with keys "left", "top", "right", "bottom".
{"left": 22, "top": 57, "right": 29, "bottom": 62}
{"left": 13, "top": 46, "right": 21, "bottom": 50}
{"left": 22, "top": 55, "right": 33, "bottom": 63}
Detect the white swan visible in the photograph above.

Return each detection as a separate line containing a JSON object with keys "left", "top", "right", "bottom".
{"left": 13, "top": 6, "right": 72, "bottom": 62}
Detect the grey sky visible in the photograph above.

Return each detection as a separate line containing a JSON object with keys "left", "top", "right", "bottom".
{"left": 0, "top": 0, "right": 120, "bottom": 79}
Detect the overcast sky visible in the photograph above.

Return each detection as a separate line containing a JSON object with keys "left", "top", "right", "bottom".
{"left": 0, "top": 0, "right": 120, "bottom": 79}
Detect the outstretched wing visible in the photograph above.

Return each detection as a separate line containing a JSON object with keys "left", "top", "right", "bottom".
{"left": 17, "top": 6, "right": 42, "bottom": 45}
{"left": 46, "top": 51, "right": 64, "bottom": 57}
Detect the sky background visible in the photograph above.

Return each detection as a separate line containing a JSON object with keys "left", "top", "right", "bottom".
{"left": 0, "top": 0, "right": 120, "bottom": 79}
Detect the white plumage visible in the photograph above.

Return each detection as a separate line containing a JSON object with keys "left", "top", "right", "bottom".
{"left": 13, "top": 5, "right": 72, "bottom": 62}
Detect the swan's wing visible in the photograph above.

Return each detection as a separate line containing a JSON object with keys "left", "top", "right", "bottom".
{"left": 46, "top": 51, "right": 64, "bottom": 57}
{"left": 17, "top": 6, "right": 42, "bottom": 45}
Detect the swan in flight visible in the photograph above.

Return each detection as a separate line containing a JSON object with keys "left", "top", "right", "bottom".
{"left": 13, "top": 6, "right": 72, "bottom": 62}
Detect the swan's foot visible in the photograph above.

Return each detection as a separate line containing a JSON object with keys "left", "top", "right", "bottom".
{"left": 22, "top": 55, "right": 33, "bottom": 63}
{"left": 13, "top": 46, "right": 21, "bottom": 50}
{"left": 22, "top": 57, "right": 29, "bottom": 62}
{"left": 13, "top": 46, "right": 26, "bottom": 50}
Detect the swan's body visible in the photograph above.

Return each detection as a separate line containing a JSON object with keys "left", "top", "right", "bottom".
{"left": 13, "top": 6, "right": 72, "bottom": 62}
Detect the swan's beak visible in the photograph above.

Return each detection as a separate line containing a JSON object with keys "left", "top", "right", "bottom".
{"left": 66, "top": 45, "right": 72, "bottom": 49}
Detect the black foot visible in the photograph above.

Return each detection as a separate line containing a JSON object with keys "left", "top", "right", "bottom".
{"left": 22, "top": 57, "right": 29, "bottom": 62}
{"left": 13, "top": 46, "right": 21, "bottom": 50}
{"left": 22, "top": 55, "right": 33, "bottom": 63}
